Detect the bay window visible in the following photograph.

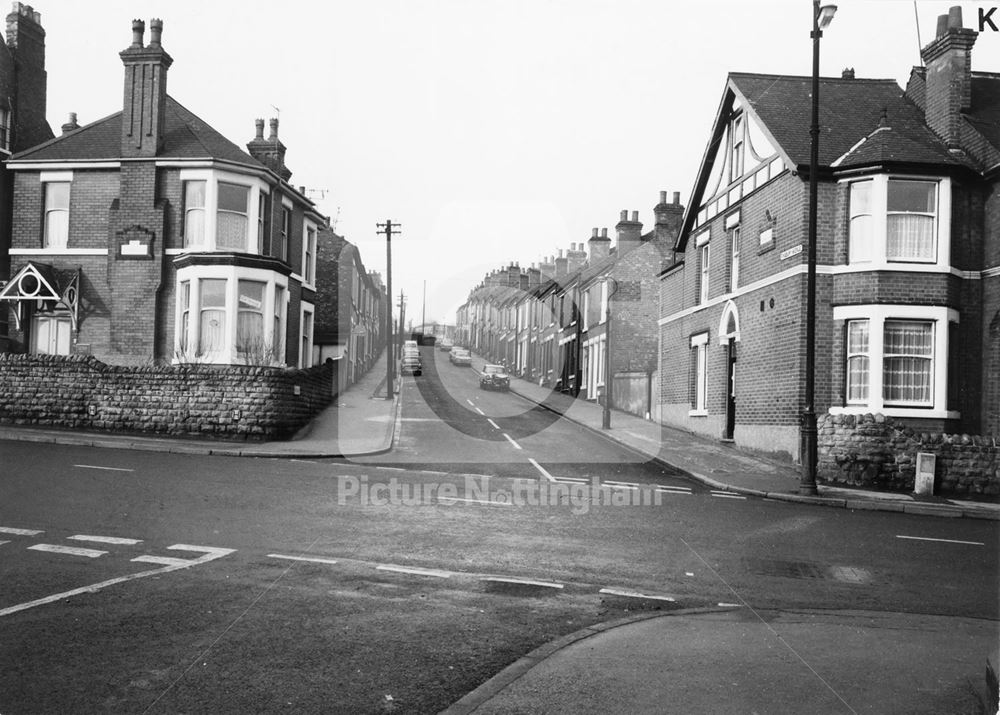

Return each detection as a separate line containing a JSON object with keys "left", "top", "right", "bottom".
{"left": 846, "top": 176, "right": 949, "bottom": 269}
{"left": 833, "top": 305, "right": 957, "bottom": 418}
{"left": 178, "top": 170, "right": 268, "bottom": 254}
{"left": 217, "top": 183, "right": 249, "bottom": 249}
{"left": 174, "top": 267, "right": 288, "bottom": 365}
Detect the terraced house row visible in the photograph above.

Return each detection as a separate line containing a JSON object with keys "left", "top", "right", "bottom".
{"left": 0, "top": 9, "right": 385, "bottom": 378}
{"left": 459, "top": 7, "right": 998, "bottom": 464}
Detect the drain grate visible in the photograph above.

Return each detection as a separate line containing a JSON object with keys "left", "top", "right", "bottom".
{"left": 745, "top": 558, "right": 872, "bottom": 584}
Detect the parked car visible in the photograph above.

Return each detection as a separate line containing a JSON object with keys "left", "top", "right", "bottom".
{"left": 403, "top": 339, "right": 418, "bottom": 350}
{"left": 401, "top": 356, "right": 422, "bottom": 376}
{"left": 438, "top": 339, "right": 453, "bottom": 352}
{"left": 450, "top": 348, "right": 472, "bottom": 367}
{"left": 479, "top": 364, "right": 509, "bottom": 391}
{"left": 403, "top": 346, "right": 420, "bottom": 358}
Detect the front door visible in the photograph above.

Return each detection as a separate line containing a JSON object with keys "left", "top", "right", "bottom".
{"left": 724, "top": 337, "right": 737, "bottom": 439}
{"left": 31, "top": 314, "right": 71, "bottom": 355}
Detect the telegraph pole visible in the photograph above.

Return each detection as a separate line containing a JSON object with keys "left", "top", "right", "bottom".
{"left": 398, "top": 291, "right": 406, "bottom": 351}
{"left": 421, "top": 280, "right": 426, "bottom": 339}
{"left": 377, "top": 219, "right": 401, "bottom": 399}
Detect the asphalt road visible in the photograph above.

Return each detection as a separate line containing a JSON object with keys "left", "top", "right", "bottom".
{"left": 1, "top": 346, "right": 997, "bottom": 713}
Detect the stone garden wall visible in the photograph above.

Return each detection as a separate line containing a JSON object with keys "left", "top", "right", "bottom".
{"left": 0, "top": 354, "right": 336, "bottom": 441}
{"left": 818, "top": 412, "right": 999, "bottom": 496}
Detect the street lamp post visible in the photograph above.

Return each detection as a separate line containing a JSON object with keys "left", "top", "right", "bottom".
{"left": 801, "top": 1, "right": 836, "bottom": 495}
{"left": 377, "top": 220, "right": 400, "bottom": 400}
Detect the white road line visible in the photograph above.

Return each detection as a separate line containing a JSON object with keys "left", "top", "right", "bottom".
{"left": 685, "top": 572, "right": 695, "bottom": 577}
{"left": 0, "top": 540, "right": 9, "bottom": 546}
{"left": 502, "top": 433, "right": 523, "bottom": 450}
{"left": 718, "top": 602, "right": 744, "bottom": 608}
{"left": 487, "top": 418, "right": 500, "bottom": 429}
{"left": 439, "top": 496, "right": 513, "bottom": 507}
{"left": 474, "top": 408, "right": 485, "bottom": 416}
{"left": 482, "top": 577, "right": 564, "bottom": 589}
{"left": 554, "top": 477, "right": 589, "bottom": 484}
{"left": 657, "top": 488, "right": 692, "bottom": 495}
{"left": 419, "top": 470, "right": 449, "bottom": 476}
{"left": 605, "top": 481, "right": 641, "bottom": 487}
{"left": 711, "top": 492, "right": 747, "bottom": 500}
{"left": 1, "top": 544, "right": 235, "bottom": 618}
{"left": 267, "top": 554, "right": 341, "bottom": 565}
{"left": 528, "top": 458, "right": 557, "bottom": 483}
{"left": 896, "top": 535, "right": 985, "bottom": 546}
{"left": 378, "top": 467, "right": 406, "bottom": 472}
{"left": 607, "top": 484, "right": 639, "bottom": 491}
{"left": 73, "top": 464, "right": 134, "bottom": 472}
{"left": 599, "top": 588, "right": 676, "bottom": 602}
{"left": 376, "top": 564, "right": 452, "bottom": 578}
{"left": 466, "top": 399, "right": 475, "bottom": 407}
{"left": 290, "top": 459, "right": 318, "bottom": 464}
{"left": 657, "top": 485, "right": 692, "bottom": 492}
{"left": 68, "top": 535, "right": 143, "bottom": 546}
{"left": 0, "top": 526, "right": 43, "bottom": 536}
{"left": 28, "top": 544, "right": 108, "bottom": 558}
{"left": 132, "top": 555, "right": 192, "bottom": 567}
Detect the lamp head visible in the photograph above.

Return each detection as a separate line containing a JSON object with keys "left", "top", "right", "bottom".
{"left": 817, "top": 3, "right": 837, "bottom": 29}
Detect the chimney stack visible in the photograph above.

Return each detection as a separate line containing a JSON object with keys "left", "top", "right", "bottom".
{"left": 588, "top": 226, "right": 611, "bottom": 263}
{"left": 616, "top": 209, "right": 643, "bottom": 255}
{"left": 567, "top": 241, "right": 587, "bottom": 273}
{"left": 119, "top": 18, "right": 172, "bottom": 157}
{"left": 6, "top": 2, "right": 50, "bottom": 151}
{"left": 60, "top": 111, "right": 79, "bottom": 135}
{"left": 248, "top": 117, "right": 292, "bottom": 181}
{"left": 920, "top": 5, "right": 977, "bottom": 149}
{"left": 842, "top": 67, "right": 855, "bottom": 79}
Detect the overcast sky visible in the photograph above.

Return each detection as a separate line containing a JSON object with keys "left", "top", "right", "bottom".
{"left": 33, "top": 1, "right": 1000, "bottom": 326}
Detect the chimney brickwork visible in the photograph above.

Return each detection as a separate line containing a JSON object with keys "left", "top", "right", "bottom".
{"left": 5, "top": 3, "right": 50, "bottom": 151}
{"left": 920, "top": 6, "right": 977, "bottom": 150}
{"left": 247, "top": 117, "right": 292, "bottom": 180}
{"left": 119, "top": 18, "right": 173, "bottom": 158}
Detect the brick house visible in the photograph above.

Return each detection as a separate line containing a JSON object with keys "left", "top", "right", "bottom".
{"left": 658, "top": 8, "right": 999, "bottom": 461}
{"left": 0, "top": 3, "right": 53, "bottom": 347}
{"left": 0, "top": 19, "right": 327, "bottom": 368}
{"left": 312, "top": 227, "right": 386, "bottom": 390}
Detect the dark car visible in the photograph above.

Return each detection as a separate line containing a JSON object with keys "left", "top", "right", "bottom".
{"left": 479, "top": 364, "right": 509, "bottom": 391}
{"left": 401, "top": 356, "right": 422, "bottom": 376}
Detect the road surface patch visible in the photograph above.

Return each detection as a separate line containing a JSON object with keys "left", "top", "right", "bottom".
{"left": 528, "top": 458, "right": 557, "bottom": 483}
{"left": 895, "top": 535, "right": 984, "bottom": 546}
{"left": 376, "top": 564, "right": 452, "bottom": 578}
{"left": 267, "top": 554, "right": 341, "bottom": 565}
{"left": 73, "top": 464, "right": 134, "bottom": 472}
{"left": 599, "top": 588, "right": 676, "bottom": 602}
{"left": 29, "top": 544, "right": 107, "bottom": 558}
{"left": 68, "top": 535, "right": 142, "bottom": 546}
{"left": 0, "top": 526, "right": 43, "bottom": 536}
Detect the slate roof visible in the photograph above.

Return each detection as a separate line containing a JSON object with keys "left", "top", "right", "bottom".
{"left": 10, "top": 96, "right": 264, "bottom": 168}
{"left": 729, "top": 73, "right": 960, "bottom": 169}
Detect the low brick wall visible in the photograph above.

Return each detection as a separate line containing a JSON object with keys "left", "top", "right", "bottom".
{"left": 0, "top": 354, "right": 335, "bottom": 441}
{"left": 818, "top": 412, "right": 999, "bottom": 496}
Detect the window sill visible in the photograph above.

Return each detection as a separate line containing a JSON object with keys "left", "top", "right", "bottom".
{"left": 688, "top": 409, "right": 708, "bottom": 417}
{"left": 757, "top": 242, "right": 775, "bottom": 255}
{"left": 828, "top": 406, "right": 959, "bottom": 420}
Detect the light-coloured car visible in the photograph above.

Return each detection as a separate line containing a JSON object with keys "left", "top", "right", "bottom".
{"left": 401, "top": 356, "right": 422, "bottom": 376}
{"left": 450, "top": 348, "right": 472, "bottom": 367}
{"left": 479, "top": 364, "right": 509, "bottom": 391}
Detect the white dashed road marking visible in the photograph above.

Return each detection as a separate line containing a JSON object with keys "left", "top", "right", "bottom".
{"left": 711, "top": 491, "right": 746, "bottom": 500}
{"left": 28, "top": 544, "right": 108, "bottom": 559}
{"left": 68, "top": 535, "right": 142, "bottom": 546}
{"left": 528, "top": 458, "right": 556, "bottom": 483}
{"left": 73, "top": 464, "right": 134, "bottom": 472}
{"left": 474, "top": 408, "right": 485, "bottom": 416}
{"left": 554, "top": 477, "right": 588, "bottom": 484}
{"left": 439, "top": 496, "right": 513, "bottom": 507}
{"left": 376, "top": 564, "right": 452, "bottom": 578}
{"left": 896, "top": 535, "right": 984, "bottom": 546}
{"left": 599, "top": 588, "right": 676, "bottom": 602}
{"left": 0, "top": 526, "right": 43, "bottom": 536}
{"left": 466, "top": 399, "right": 475, "bottom": 407}
{"left": 0, "top": 540, "right": 8, "bottom": 546}
{"left": 267, "top": 554, "right": 340, "bottom": 565}
{"left": 502, "top": 433, "right": 522, "bottom": 450}
{"left": 487, "top": 418, "right": 500, "bottom": 429}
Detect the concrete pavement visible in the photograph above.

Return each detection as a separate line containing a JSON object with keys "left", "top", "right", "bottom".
{"left": 443, "top": 608, "right": 999, "bottom": 715}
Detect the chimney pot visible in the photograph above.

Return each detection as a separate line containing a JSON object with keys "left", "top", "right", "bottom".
{"left": 254, "top": 118, "right": 264, "bottom": 139}
{"left": 842, "top": 67, "right": 855, "bottom": 79}
{"left": 947, "top": 6, "right": 963, "bottom": 29}
{"left": 936, "top": 13, "right": 948, "bottom": 37}
{"left": 672, "top": 191, "right": 680, "bottom": 204}
{"left": 558, "top": 249, "right": 563, "bottom": 258}
{"left": 268, "top": 118, "right": 279, "bottom": 140}
{"left": 61, "top": 112, "right": 79, "bottom": 134}
{"left": 620, "top": 209, "right": 628, "bottom": 221}
{"left": 659, "top": 190, "right": 667, "bottom": 204}
{"left": 130, "top": 18, "right": 144, "bottom": 48}
{"left": 592, "top": 228, "right": 598, "bottom": 237}
{"left": 601, "top": 228, "right": 608, "bottom": 239}
{"left": 631, "top": 210, "right": 638, "bottom": 222}
{"left": 148, "top": 18, "right": 163, "bottom": 48}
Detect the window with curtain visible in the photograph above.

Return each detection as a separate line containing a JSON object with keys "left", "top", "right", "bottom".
{"left": 883, "top": 320, "right": 933, "bottom": 404}
{"left": 258, "top": 192, "right": 269, "bottom": 255}
{"left": 183, "top": 181, "right": 206, "bottom": 248}
{"left": 278, "top": 207, "right": 291, "bottom": 262}
{"left": 886, "top": 180, "right": 936, "bottom": 262}
{"left": 300, "top": 308, "right": 313, "bottom": 368}
{"left": 43, "top": 182, "right": 70, "bottom": 248}
{"left": 236, "top": 280, "right": 265, "bottom": 357}
{"left": 179, "top": 281, "right": 191, "bottom": 353}
{"left": 729, "top": 227, "right": 740, "bottom": 292}
{"left": 197, "top": 279, "right": 227, "bottom": 356}
{"left": 848, "top": 180, "right": 873, "bottom": 263}
{"left": 846, "top": 320, "right": 869, "bottom": 403}
{"left": 217, "top": 183, "right": 249, "bottom": 250}
{"left": 304, "top": 226, "right": 316, "bottom": 284}
{"left": 273, "top": 286, "right": 285, "bottom": 356}
{"left": 699, "top": 244, "right": 710, "bottom": 304}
